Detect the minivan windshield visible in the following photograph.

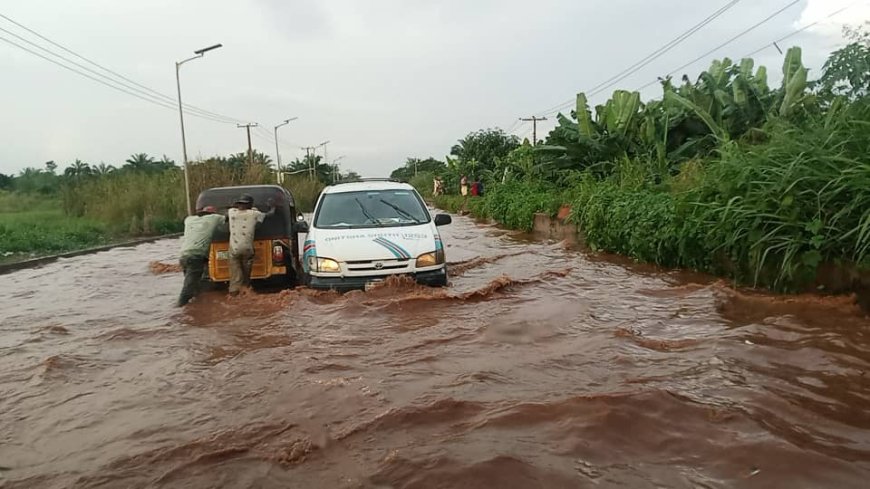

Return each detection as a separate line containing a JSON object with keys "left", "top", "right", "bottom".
{"left": 314, "top": 189, "right": 430, "bottom": 229}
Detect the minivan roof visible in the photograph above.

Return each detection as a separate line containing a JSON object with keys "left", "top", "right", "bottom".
{"left": 322, "top": 181, "right": 415, "bottom": 194}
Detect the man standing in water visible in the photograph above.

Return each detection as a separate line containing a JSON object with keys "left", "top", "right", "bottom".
{"left": 227, "top": 194, "right": 274, "bottom": 295}
{"left": 177, "top": 205, "right": 225, "bottom": 306}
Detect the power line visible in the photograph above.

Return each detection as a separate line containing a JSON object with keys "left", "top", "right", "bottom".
{"left": 586, "top": 0, "right": 743, "bottom": 96}
{"left": 504, "top": 118, "right": 523, "bottom": 134}
{"left": 0, "top": 33, "right": 233, "bottom": 125}
{"left": 0, "top": 24, "right": 233, "bottom": 125}
{"left": 742, "top": 1, "right": 864, "bottom": 59}
{"left": 0, "top": 12, "right": 247, "bottom": 125}
{"left": 637, "top": 0, "right": 803, "bottom": 91}
{"left": 538, "top": 0, "right": 744, "bottom": 116}
{"left": 253, "top": 125, "right": 275, "bottom": 142}
{"left": 0, "top": 33, "right": 242, "bottom": 126}
{"left": 534, "top": 0, "right": 745, "bottom": 117}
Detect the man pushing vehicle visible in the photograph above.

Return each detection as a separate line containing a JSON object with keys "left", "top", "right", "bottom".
{"left": 177, "top": 205, "right": 225, "bottom": 306}
{"left": 227, "top": 194, "right": 275, "bottom": 295}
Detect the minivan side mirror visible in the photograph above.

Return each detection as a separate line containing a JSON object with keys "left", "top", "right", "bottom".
{"left": 434, "top": 214, "right": 452, "bottom": 226}
{"left": 294, "top": 221, "right": 310, "bottom": 233}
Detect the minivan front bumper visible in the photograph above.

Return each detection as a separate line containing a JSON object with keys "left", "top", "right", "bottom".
{"left": 307, "top": 266, "right": 447, "bottom": 292}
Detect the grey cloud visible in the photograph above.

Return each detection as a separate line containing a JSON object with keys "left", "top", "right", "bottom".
{"left": 0, "top": 0, "right": 865, "bottom": 177}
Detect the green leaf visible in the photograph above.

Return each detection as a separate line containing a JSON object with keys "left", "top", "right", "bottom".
{"left": 781, "top": 47, "right": 809, "bottom": 117}
{"left": 664, "top": 90, "right": 726, "bottom": 140}
{"left": 575, "top": 93, "right": 596, "bottom": 139}
{"left": 801, "top": 250, "right": 823, "bottom": 268}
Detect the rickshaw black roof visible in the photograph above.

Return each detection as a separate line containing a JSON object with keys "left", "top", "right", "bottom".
{"left": 196, "top": 185, "right": 296, "bottom": 210}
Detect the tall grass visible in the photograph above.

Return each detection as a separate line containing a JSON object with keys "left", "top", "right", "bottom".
{"left": 683, "top": 108, "right": 870, "bottom": 287}
{"left": 61, "top": 163, "right": 326, "bottom": 234}
{"left": 567, "top": 104, "right": 870, "bottom": 290}
{"left": 62, "top": 170, "right": 186, "bottom": 234}
{"left": 281, "top": 175, "right": 324, "bottom": 213}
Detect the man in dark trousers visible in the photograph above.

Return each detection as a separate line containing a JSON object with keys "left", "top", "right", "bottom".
{"left": 177, "top": 205, "right": 225, "bottom": 306}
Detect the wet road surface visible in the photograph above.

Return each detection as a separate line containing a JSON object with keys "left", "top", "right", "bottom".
{"left": 2, "top": 211, "right": 870, "bottom": 488}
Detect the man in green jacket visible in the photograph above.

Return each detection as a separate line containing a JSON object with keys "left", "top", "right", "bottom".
{"left": 178, "top": 205, "right": 226, "bottom": 306}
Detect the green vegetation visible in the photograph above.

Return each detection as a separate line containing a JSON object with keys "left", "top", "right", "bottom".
{"left": 0, "top": 149, "right": 342, "bottom": 262}
{"left": 0, "top": 191, "right": 112, "bottom": 261}
{"left": 411, "top": 33, "right": 870, "bottom": 292}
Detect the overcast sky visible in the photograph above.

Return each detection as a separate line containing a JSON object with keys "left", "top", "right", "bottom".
{"left": 1, "top": 0, "right": 866, "bottom": 176}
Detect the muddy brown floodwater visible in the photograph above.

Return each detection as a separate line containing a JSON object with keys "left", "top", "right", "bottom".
{"left": 2, "top": 212, "right": 870, "bottom": 489}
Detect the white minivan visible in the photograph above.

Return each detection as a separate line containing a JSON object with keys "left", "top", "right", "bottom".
{"left": 302, "top": 179, "right": 452, "bottom": 291}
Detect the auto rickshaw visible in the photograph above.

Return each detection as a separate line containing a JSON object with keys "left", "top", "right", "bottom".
{"left": 194, "top": 185, "right": 309, "bottom": 287}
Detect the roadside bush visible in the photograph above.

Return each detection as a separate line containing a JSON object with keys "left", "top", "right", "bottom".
{"left": 474, "top": 182, "right": 564, "bottom": 231}
{"left": 570, "top": 182, "right": 685, "bottom": 266}
{"left": 0, "top": 210, "right": 110, "bottom": 254}
{"left": 281, "top": 175, "right": 324, "bottom": 213}
{"left": 432, "top": 195, "right": 464, "bottom": 213}
{"left": 410, "top": 171, "right": 436, "bottom": 200}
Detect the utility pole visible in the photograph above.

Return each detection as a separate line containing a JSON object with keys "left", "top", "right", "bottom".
{"left": 332, "top": 155, "right": 346, "bottom": 183}
{"left": 237, "top": 123, "right": 258, "bottom": 166}
{"left": 301, "top": 146, "right": 315, "bottom": 179}
{"left": 519, "top": 116, "right": 548, "bottom": 146}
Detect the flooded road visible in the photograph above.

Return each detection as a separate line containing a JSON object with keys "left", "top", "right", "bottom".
{"left": 2, "top": 211, "right": 870, "bottom": 488}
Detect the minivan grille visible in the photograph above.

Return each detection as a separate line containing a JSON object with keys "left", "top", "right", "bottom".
{"left": 345, "top": 259, "right": 410, "bottom": 272}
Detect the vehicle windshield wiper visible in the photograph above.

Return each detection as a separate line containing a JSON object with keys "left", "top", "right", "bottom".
{"left": 379, "top": 199, "right": 421, "bottom": 223}
{"left": 355, "top": 198, "right": 382, "bottom": 226}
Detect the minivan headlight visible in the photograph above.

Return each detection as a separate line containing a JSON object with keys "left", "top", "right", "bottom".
{"left": 416, "top": 250, "right": 445, "bottom": 268}
{"left": 307, "top": 256, "right": 341, "bottom": 273}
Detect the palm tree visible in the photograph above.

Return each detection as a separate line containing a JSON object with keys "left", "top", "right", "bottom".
{"left": 64, "top": 159, "right": 92, "bottom": 178}
{"left": 124, "top": 153, "right": 156, "bottom": 172}
{"left": 93, "top": 163, "right": 116, "bottom": 176}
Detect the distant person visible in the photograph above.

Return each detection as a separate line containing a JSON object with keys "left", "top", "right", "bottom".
{"left": 177, "top": 205, "right": 225, "bottom": 306}
{"left": 433, "top": 177, "right": 439, "bottom": 196}
{"left": 460, "top": 175, "right": 468, "bottom": 196}
{"left": 434, "top": 177, "right": 444, "bottom": 196}
{"left": 471, "top": 178, "right": 480, "bottom": 197}
{"left": 227, "top": 194, "right": 275, "bottom": 295}
{"left": 476, "top": 177, "right": 484, "bottom": 197}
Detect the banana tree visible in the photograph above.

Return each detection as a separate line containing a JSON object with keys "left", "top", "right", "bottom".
{"left": 780, "top": 47, "right": 809, "bottom": 117}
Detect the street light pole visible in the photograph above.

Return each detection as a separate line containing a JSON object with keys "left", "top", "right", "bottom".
{"left": 175, "top": 43, "right": 222, "bottom": 216}
{"left": 316, "top": 140, "right": 330, "bottom": 181}
{"left": 273, "top": 117, "right": 298, "bottom": 182}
